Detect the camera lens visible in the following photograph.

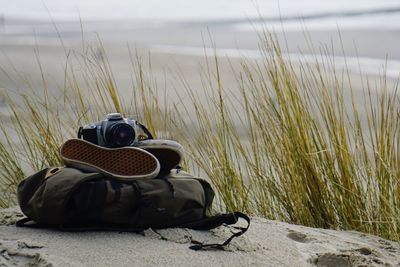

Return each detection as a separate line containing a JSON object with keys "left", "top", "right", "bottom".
{"left": 105, "top": 123, "right": 135, "bottom": 147}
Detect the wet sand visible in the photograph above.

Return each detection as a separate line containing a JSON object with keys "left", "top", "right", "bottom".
{"left": 1, "top": 18, "right": 399, "bottom": 94}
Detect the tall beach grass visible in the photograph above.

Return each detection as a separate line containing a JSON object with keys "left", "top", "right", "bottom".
{"left": 0, "top": 34, "right": 399, "bottom": 241}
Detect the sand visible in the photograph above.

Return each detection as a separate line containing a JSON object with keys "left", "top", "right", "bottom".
{"left": 0, "top": 207, "right": 399, "bottom": 267}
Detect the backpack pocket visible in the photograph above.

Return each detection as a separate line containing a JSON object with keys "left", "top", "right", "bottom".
{"left": 132, "top": 178, "right": 208, "bottom": 228}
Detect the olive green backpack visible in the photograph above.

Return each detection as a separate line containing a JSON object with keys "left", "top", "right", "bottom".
{"left": 16, "top": 167, "right": 249, "bottom": 250}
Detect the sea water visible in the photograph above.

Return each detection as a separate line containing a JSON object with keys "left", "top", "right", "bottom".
{"left": 1, "top": 0, "right": 400, "bottom": 27}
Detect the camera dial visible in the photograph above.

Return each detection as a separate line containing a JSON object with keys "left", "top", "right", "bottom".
{"left": 106, "top": 113, "right": 124, "bottom": 121}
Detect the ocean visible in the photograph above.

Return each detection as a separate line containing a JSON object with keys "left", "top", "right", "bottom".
{"left": 1, "top": 0, "right": 400, "bottom": 28}
{"left": 1, "top": 0, "right": 400, "bottom": 78}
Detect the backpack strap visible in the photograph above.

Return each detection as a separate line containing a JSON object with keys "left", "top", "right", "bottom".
{"left": 17, "top": 213, "right": 250, "bottom": 251}
{"left": 187, "top": 212, "right": 250, "bottom": 251}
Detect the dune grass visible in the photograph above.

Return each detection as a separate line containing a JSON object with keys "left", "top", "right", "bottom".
{"left": 0, "top": 34, "right": 399, "bottom": 241}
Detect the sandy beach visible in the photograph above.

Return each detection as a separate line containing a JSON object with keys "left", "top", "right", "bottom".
{"left": 1, "top": 22, "right": 400, "bottom": 85}
{"left": 1, "top": 207, "right": 399, "bottom": 267}
{"left": 0, "top": 27, "right": 398, "bottom": 115}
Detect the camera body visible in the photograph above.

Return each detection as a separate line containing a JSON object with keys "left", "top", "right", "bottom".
{"left": 78, "top": 113, "right": 141, "bottom": 148}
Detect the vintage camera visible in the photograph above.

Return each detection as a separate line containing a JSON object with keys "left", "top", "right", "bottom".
{"left": 78, "top": 113, "right": 141, "bottom": 148}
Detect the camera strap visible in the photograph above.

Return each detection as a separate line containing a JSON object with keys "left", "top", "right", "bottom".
{"left": 77, "top": 127, "right": 83, "bottom": 138}
{"left": 137, "top": 123, "right": 154, "bottom": 140}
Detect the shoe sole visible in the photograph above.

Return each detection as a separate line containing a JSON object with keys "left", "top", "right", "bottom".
{"left": 135, "top": 140, "right": 184, "bottom": 174}
{"left": 60, "top": 139, "right": 160, "bottom": 180}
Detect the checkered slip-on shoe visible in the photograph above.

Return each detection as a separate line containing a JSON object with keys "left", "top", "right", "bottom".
{"left": 60, "top": 139, "right": 160, "bottom": 180}
{"left": 135, "top": 139, "right": 184, "bottom": 175}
